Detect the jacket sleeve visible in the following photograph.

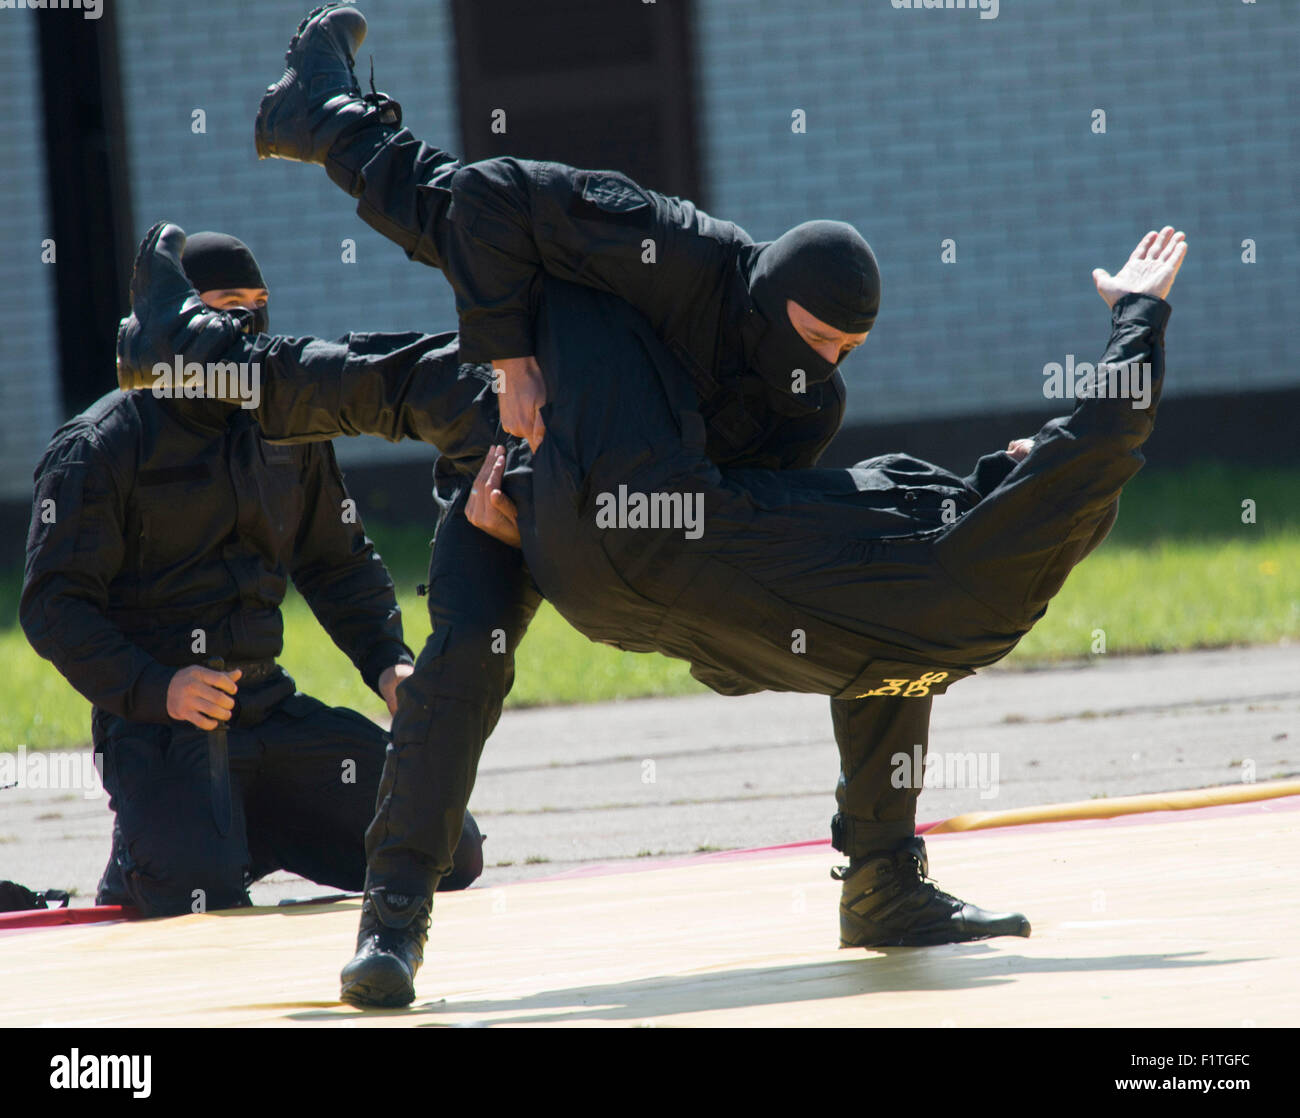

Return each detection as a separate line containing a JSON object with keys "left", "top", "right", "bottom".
{"left": 963, "top": 450, "right": 1020, "bottom": 498}
{"left": 288, "top": 444, "right": 414, "bottom": 696}
{"left": 193, "top": 329, "right": 499, "bottom": 480}
{"left": 442, "top": 157, "right": 751, "bottom": 363}
{"left": 19, "top": 427, "right": 175, "bottom": 723}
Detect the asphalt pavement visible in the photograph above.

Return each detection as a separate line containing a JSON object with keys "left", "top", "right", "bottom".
{"left": 2, "top": 644, "right": 1296, "bottom": 905}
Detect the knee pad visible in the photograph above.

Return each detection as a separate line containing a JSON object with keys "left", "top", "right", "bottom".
{"left": 438, "top": 811, "right": 485, "bottom": 892}
{"left": 119, "top": 832, "right": 249, "bottom": 917}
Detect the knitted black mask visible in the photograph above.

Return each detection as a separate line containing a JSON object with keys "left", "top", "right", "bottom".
{"left": 180, "top": 231, "right": 270, "bottom": 335}
{"left": 747, "top": 220, "right": 880, "bottom": 394}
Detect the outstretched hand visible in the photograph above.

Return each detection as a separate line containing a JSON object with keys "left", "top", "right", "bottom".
{"left": 465, "top": 445, "right": 521, "bottom": 548}
{"left": 1093, "top": 226, "right": 1188, "bottom": 308}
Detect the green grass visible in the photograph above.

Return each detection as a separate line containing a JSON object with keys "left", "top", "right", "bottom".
{"left": 1007, "top": 535, "right": 1298, "bottom": 660}
{"left": 3, "top": 464, "right": 1297, "bottom": 750}
{"left": 1007, "top": 462, "right": 1300, "bottom": 659}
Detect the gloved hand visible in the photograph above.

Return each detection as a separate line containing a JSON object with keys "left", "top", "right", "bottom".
{"left": 115, "top": 221, "right": 253, "bottom": 391}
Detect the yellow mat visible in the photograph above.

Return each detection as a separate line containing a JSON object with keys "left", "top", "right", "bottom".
{"left": 2, "top": 797, "right": 1296, "bottom": 1028}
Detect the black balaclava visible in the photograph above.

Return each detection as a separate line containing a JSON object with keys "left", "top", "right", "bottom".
{"left": 180, "top": 232, "right": 270, "bottom": 335}
{"left": 746, "top": 220, "right": 880, "bottom": 394}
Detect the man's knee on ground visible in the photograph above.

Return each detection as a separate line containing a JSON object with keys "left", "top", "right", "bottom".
{"left": 119, "top": 836, "right": 249, "bottom": 917}
{"left": 439, "top": 811, "right": 485, "bottom": 892}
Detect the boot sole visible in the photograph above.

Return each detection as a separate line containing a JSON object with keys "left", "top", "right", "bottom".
{"left": 254, "top": 75, "right": 297, "bottom": 160}
{"left": 339, "top": 956, "right": 416, "bottom": 1009}
{"left": 841, "top": 916, "right": 1032, "bottom": 948}
{"left": 254, "top": 4, "right": 366, "bottom": 160}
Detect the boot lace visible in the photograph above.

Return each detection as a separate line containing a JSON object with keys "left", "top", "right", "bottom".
{"left": 363, "top": 56, "right": 402, "bottom": 125}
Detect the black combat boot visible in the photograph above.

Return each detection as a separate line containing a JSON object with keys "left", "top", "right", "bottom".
{"left": 254, "top": 3, "right": 401, "bottom": 174}
{"left": 95, "top": 825, "right": 130, "bottom": 907}
{"left": 339, "top": 888, "right": 432, "bottom": 1008}
{"left": 116, "top": 222, "right": 248, "bottom": 390}
{"left": 833, "top": 836, "right": 1031, "bottom": 947}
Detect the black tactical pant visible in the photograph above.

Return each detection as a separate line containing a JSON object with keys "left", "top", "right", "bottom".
{"left": 369, "top": 488, "right": 541, "bottom": 895}
{"left": 95, "top": 672, "right": 482, "bottom": 917}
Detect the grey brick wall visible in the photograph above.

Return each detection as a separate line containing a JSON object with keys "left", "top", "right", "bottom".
{"left": 693, "top": 0, "right": 1298, "bottom": 424}
{"left": 0, "top": 15, "right": 64, "bottom": 501}
{"left": 114, "top": 0, "right": 464, "bottom": 473}
{"left": 3, "top": 0, "right": 1295, "bottom": 505}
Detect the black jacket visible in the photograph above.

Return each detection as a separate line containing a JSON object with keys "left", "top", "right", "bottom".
{"left": 20, "top": 390, "right": 413, "bottom": 724}
{"left": 437, "top": 157, "right": 847, "bottom": 471}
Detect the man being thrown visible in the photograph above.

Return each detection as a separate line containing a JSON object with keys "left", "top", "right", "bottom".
{"left": 23, "top": 231, "right": 484, "bottom": 917}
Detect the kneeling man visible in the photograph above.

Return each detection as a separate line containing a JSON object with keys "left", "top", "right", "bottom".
{"left": 21, "top": 232, "right": 483, "bottom": 917}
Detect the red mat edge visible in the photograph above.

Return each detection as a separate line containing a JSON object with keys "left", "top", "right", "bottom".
{"left": 530, "top": 791, "right": 1300, "bottom": 882}
{"left": 0, "top": 904, "right": 139, "bottom": 931}
{"left": 6, "top": 792, "right": 1296, "bottom": 928}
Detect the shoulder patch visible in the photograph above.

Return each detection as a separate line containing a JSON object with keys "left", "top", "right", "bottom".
{"left": 577, "top": 172, "right": 652, "bottom": 222}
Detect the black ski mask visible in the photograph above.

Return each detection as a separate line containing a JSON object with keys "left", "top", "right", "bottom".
{"left": 746, "top": 220, "right": 880, "bottom": 395}
{"left": 180, "top": 231, "right": 270, "bottom": 335}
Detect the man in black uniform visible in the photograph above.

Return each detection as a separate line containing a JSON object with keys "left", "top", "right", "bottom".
{"left": 116, "top": 214, "right": 1184, "bottom": 1002}
{"left": 250, "top": 4, "right": 1033, "bottom": 996}
{"left": 22, "top": 232, "right": 483, "bottom": 918}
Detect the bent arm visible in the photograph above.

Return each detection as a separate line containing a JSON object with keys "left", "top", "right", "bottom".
{"left": 443, "top": 157, "right": 750, "bottom": 363}
{"left": 20, "top": 435, "right": 174, "bottom": 723}
{"left": 332, "top": 133, "right": 749, "bottom": 363}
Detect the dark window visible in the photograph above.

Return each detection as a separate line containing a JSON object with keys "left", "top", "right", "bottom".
{"left": 451, "top": 0, "right": 701, "bottom": 203}
{"left": 37, "top": 6, "right": 134, "bottom": 418}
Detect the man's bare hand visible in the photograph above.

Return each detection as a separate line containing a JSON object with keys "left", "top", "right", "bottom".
{"left": 466, "top": 445, "right": 521, "bottom": 548}
{"left": 1007, "top": 437, "right": 1034, "bottom": 461}
{"left": 378, "top": 662, "right": 414, "bottom": 717}
{"left": 1093, "top": 227, "right": 1188, "bottom": 308}
{"left": 493, "top": 356, "right": 547, "bottom": 452}
{"left": 166, "top": 665, "right": 241, "bottom": 730}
